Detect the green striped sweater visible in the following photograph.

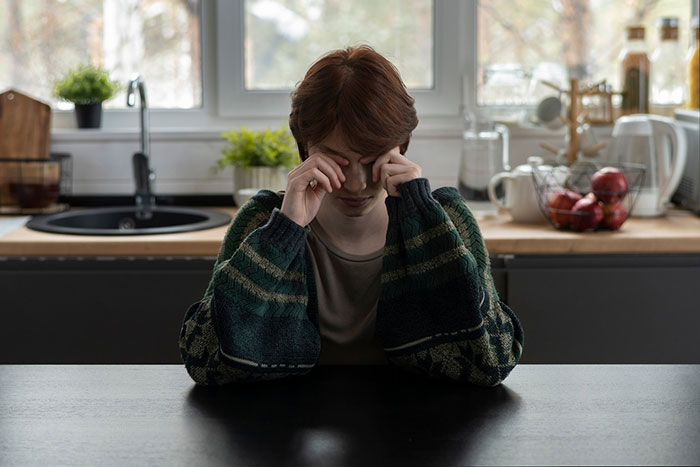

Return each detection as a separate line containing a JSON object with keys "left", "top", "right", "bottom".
{"left": 179, "top": 178, "right": 524, "bottom": 386}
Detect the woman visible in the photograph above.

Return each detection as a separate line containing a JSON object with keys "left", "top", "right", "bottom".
{"left": 179, "top": 45, "right": 524, "bottom": 386}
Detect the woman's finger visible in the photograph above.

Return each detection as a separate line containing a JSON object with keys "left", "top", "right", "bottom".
{"left": 368, "top": 146, "right": 404, "bottom": 183}
{"left": 312, "top": 156, "right": 346, "bottom": 189}
{"left": 288, "top": 163, "right": 331, "bottom": 193}
{"left": 298, "top": 158, "right": 341, "bottom": 191}
{"left": 308, "top": 147, "right": 350, "bottom": 168}
{"left": 379, "top": 163, "right": 416, "bottom": 190}
{"left": 371, "top": 154, "right": 389, "bottom": 183}
{"left": 307, "top": 151, "right": 348, "bottom": 187}
{"left": 307, "top": 167, "right": 334, "bottom": 193}
{"left": 385, "top": 172, "right": 419, "bottom": 197}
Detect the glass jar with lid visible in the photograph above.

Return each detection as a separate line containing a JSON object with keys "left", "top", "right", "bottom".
{"left": 619, "top": 25, "right": 650, "bottom": 115}
{"left": 458, "top": 111, "right": 510, "bottom": 206}
{"left": 651, "top": 17, "right": 685, "bottom": 114}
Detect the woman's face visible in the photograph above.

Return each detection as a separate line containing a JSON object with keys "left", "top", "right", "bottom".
{"left": 309, "top": 129, "right": 387, "bottom": 218}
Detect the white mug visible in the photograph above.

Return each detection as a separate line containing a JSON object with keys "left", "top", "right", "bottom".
{"left": 632, "top": 189, "right": 663, "bottom": 217}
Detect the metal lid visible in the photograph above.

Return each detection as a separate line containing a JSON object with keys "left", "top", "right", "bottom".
{"left": 658, "top": 17, "right": 679, "bottom": 40}
{"left": 626, "top": 25, "right": 645, "bottom": 40}
{"left": 657, "top": 17, "right": 679, "bottom": 28}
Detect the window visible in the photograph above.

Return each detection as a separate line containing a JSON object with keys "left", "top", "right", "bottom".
{"left": 217, "top": 0, "right": 461, "bottom": 118}
{"left": 476, "top": 0, "right": 695, "bottom": 106}
{"left": 0, "top": 0, "right": 202, "bottom": 110}
{"left": 4, "top": 0, "right": 695, "bottom": 130}
{"left": 244, "top": 0, "right": 433, "bottom": 90}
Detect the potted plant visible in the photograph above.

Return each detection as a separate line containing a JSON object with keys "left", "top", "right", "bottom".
{"left": 53, "top": 64, "right": 120, "bottom": 129}
{"left": 214, "top": 125, "right": 298, "bottom": 205}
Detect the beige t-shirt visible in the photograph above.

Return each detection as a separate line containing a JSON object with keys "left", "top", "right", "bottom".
{"left": 306, "top": 219, "right": 388, "bottom": 365}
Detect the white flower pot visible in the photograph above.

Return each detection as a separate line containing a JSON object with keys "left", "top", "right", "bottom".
{"left": 232, "top": 166, "right": 289, "bottom": 205}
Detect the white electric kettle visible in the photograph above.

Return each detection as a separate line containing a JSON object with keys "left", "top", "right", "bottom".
{"left": 608, "top": 114, "right": 687, "bottom": 217}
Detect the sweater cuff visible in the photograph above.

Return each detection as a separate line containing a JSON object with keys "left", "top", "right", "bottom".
{"left": 258, "top": 208, "right": 308, "bottom": 254}
{"left": 386, "top": 178, "right": 439, "bottom": 221}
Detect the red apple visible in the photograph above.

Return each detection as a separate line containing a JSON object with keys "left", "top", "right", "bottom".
{"left": 546, "top": 190, "right": 582, "bottom": 227}
{"left": 591, "top": 167, "right": 629, "bottom": 204}
{"left": 600, "top": 202, "right": 628, "bottom": 230}
{"left": 570, "top": 195, "right": 604, "bottom": 231}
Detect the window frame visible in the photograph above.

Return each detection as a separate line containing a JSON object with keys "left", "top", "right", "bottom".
{"left": 51, "top": 0, "right": 213, "bottom": 130}
{"left": 48, "top": 0, "right": 698, "bottom": 132}
{"left": 50, "top": 0, "right": 469, "bottom": 131}
{"left": 216, "top": 0, "right": 463, "bottom": 119}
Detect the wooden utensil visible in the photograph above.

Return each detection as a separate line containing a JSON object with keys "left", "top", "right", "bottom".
{"left": 0, "top": 89, "right": 51, "bottom": 159}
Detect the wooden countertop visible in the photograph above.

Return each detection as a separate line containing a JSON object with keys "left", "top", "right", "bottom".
{"left": 1, "top": 207, "right": 700, "bottom": 256}
{"left": 477, "top": 208, "right": 700, "bottom": 254}
{"left": 2, "top": 365, "right": 699, "bottom": 466}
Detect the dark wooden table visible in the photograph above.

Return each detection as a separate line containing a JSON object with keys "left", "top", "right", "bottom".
{"left": 1, "top": 365, "right": 699, "bottom": 466}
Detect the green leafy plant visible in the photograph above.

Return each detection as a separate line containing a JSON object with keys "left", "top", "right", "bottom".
{"left": 53, "top": 64, "right": 120, "bottom": 105}
{"left": 214, "top": 125, "right": 299, "bottom": 171}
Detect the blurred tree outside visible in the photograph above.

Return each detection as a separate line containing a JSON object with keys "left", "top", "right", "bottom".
{"left": 0, "top": 0, "right": 201, "bottom": 109}
{"left": 477, "top": 0, "right": 693, "bottom": 105}
{"left": 2, "top": 0, "right": 692, "bottom": 110}
{"left": 244, "top": 0, "right": 433, "bottom": 90}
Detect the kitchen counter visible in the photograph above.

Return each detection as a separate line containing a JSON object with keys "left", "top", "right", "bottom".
{"left": 1, "top": 364, "right": 698, "bottom": 466}
{"left": 1, "top": 207, "right": 700, "bottom": 256}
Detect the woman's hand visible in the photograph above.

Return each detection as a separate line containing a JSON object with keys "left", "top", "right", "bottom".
{"left": 280, "top": 148, "right": 348, "bottom": 226}
{"left": 361, "top": 147, "right": 422, "bottom": 197}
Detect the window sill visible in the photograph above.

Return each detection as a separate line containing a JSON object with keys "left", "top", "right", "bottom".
{"left": 50, "top": 123, "right": 467, "bottom": 143}
{"left": 50, "top": 128, "right": 229, "bottom": 143}
{"left": 51, "top": 121, "right": 612, "bottom": 143}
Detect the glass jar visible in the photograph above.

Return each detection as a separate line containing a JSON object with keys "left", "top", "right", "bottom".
{"left": 619, "top": 25, "right": 650, "bottom": 115}
{"left": 651, "top": 17, "right": 685, "bottom": 114}
{"left": 0, "top": 159, "right": 61, "bottom": 211}
{"left": 458, "top": 111, "right": 510, "bottom": 203}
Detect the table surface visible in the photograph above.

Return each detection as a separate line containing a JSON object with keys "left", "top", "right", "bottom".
{"left": 1, "top": 365, "right": 699, "bottom": 466}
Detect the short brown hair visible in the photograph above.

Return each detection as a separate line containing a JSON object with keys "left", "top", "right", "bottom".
{"left": 289, "top": 45, "right": 418, "bottom": 161}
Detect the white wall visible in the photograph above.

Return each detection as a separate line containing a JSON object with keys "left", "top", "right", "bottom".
{"left": 50, "top": 125, "right": 614, "bottom": 196}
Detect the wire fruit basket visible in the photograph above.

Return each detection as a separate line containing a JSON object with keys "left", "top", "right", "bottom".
{"left": 531, "top": 162, "right": 646, "bottom": 232}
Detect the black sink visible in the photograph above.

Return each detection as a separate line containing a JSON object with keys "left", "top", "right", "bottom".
{"left": 26, "top": 206, "right": 231, "bottom": 235}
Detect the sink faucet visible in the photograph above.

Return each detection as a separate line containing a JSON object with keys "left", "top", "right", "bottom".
{"left": 126, "top": 75, "right": 155, "bottom": 219}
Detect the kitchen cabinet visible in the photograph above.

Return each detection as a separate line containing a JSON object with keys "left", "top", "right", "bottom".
{"left": 506, "top": 253, "right": 700, "bottom": 364}
{"left": 1, "top": 253, "right": 699, "bottom": 365}
{"left": 0, "top": 257, "right": 214, "bottom": 364}
{"left": 0, "top": 256, "right": 508, "bottom": 364}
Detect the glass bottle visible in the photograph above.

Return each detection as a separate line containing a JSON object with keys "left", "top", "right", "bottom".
{"left": 651, "top": 17, "right": 684, "bottom": 115}
{"left": 619, "top": 25, "right": 650, "bottom": 115}
{"left": 687, "top": 17, "right": 700, "bottom": 109}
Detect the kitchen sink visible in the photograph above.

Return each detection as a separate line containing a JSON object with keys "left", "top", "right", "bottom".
{"left": 26, "top": 206, "right": 231, "bottom": 235}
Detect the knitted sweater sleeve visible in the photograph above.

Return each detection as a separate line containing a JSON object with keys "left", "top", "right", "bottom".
{"left": 377, "top": 178, "right": 524, "bottom": 386}
{"left": 178, "top": 191, "right": 320, "bottom": 385}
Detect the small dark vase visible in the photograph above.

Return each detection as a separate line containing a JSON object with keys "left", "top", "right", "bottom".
{"left": 74, "top": 103, "right": 102, "bottom": 129}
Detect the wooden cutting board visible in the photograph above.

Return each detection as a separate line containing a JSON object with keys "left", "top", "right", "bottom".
{"left": 0, "top": 89, "right": 51, "bottom": 159}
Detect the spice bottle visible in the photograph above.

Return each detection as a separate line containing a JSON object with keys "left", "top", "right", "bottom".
{"left": 619, "top": 25, "right": 650, "bottom": 115}
{"left": 687, "top": 17, "right": 699, "bottom": 109}
{"left": 651, "top": 17, "right": 684, "bottom": 115}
